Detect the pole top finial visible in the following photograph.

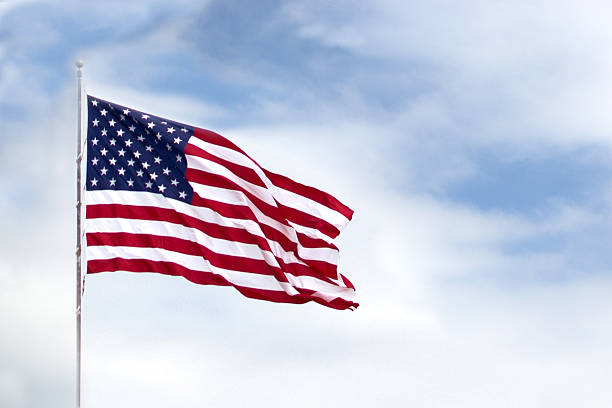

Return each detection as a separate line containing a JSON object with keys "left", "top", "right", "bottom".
{"left": 75, "top": 60, "right": 84, "bottom": 69}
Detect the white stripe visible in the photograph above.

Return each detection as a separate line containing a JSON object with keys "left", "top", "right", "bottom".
{"left": 293, "top": 245, "right": 339, "bottom": 264}
{"left": 87, "top": 189, "right": 261, "bottom": 232}
{"left": 86, "top": 216, "right": 309, "bottom": 268}
{"left": 189, "top": 136, "right": 260, "bottom": 176}
{"left": 87, "top": 245, "right": 298, "bottom": 295}
{"left": 272, "top": 186, "right": 350, "bottom": 231}
{"left": 88, "top": 245, "right": 355, "bottom": 300}
{"left": 186, "top": 154, "right": 278, "bottom": 207}
{"left": 87, "top": 217, "right": 274, "bottom": 263}
{"left": 86, "top": 190, "right": 339, "bottom": 263}
{"left": 189, "top": 183, "right": 293, "bottom": 239}
{"left": 188, "top": 137, "right": 350, "bottom": 230}
{"left": 190, "top": 183, "right": 335, "bottom": 244}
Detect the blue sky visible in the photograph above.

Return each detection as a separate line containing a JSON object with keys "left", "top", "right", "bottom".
{"left": 1, "top": 1, "right": 612, "bottom": 407}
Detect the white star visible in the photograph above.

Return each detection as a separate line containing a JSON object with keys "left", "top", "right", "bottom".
{"left": 127, "top": 178, "right": 134, "bottom": 187}
{"left": 118, "top": 149, "right": 126, "bottom": 157}
{"left": 161, "top": 121, "right": 167, "bottom": 125}
{"left": 117, "top": 129, "right": 124, "bottom": 137}
{"left": 134, "top": 151, "right": 141, "bottom": 159}
{"left": 142, "top": 162, "right": 150, "bottom": 169}
{"left": 109, "top": 178, "right": 116, "bottom": 187}
{"left": 156, "top": 132, "right": 162, "bottom": 140}
{"left": 100, "top": 148, "right": 108, "bottom": 156}
{"left": 179, "top": 191, "right": 186, "bottom": 199}
{"left": 109, "top": 158, "right": 117, "bottom": 166}
{"left": 92, "top": 119, "right": 99, "bottom": 127}
{"left": 100, "top": 109, "right": 107, "bottom": 116}
{"left": 147, "top": 121, "right": 155, "bottom": 129}
{"left": 145, "top": 145, "right": 153, "bottom": 152}
{"left": 101, "top": 128, "right": 108, "bottom": 136}
{"left": 142, "top": 114, "right": 149, "bottom": 119}
{"left": 91, "top": 137, "right": 99, "bottom": 146}
{"left": 91, "top": 157, "right": 99, "bottom": 166}
{"left": 129, "top": 125, "right": 136, "bottom": 132}
{"left": 91, "top": 100, "right": 98, "bottom": 106}
{"left": 176, "top": 155, "right": 182, "bottom": 162}
{"left": 109, "top": 139, "right": 116, "bottom": 146}
{"left": 167, "top": 127, "right": 175, "bottom": 134}
{"left": 109, "top": 119, "right": 116, "bottom": 127}
{"left": 166, "top": 143, "right": 172, "bottom": 150}
{"left": 171, "top": 179, "right": 179, "bottom": 186}
{"left": 120, "top": 114, "right": 125, "bottom": 121}
{"left": 145, "top": 181, "right": 152, "bottom": 189}
{"left": 162, "top": 167, "right": 170, "bottom": 175}
{"left": 118, "top": 168, "right": 126, "bottom": 176}
{"left": 100, "top": 167, "right": 108, "bottom": 175}
{"left": 158, "top": 184, "right": 166, "bottom": 193}
{"left": 125, "top": 139, "right": 133, "bottom": 147}
{"left": 123, "top": 109, "right": 130, "bottom": 115}
{"left": 137, "top": 135, "right": 145, "bottom": 142}
{"left": 136, "top": 170, "right": 144, "bottom": 177}
{"left": 181, "top": 128, "right": 188, "bottom": 133}
{"left": 150, "top": 172, "right": 158, "bottom": 180}
{"left": 173, "top": 136, "right": 182, "bottom": 144}
{"left": 154, "top": 156, "right": 161, "bottom": 164}
{"left": 127, "top": 159, "right": 135, "bottom": 166}
{"left": 90, "top": 178, "right": 98, "bottom": 186}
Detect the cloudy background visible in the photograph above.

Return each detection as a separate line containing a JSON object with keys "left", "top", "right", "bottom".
{"left": 1, "top": 0, "right": 612, "bottom": 406}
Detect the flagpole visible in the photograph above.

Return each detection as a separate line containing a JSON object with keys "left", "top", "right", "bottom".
{"left": 75, "top": 59, "right": 84, "bottom": 408}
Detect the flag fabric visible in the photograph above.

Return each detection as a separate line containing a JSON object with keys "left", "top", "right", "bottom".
{"left": 84, "top": 95, "right": 358, "bottom": 310}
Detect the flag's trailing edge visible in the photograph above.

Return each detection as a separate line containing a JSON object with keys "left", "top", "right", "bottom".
{"left": 84, "top": 95, "right": 358, "bottom": 310}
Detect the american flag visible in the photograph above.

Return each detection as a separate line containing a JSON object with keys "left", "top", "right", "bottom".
{"left": 85, "top": 95, "right": 358, "bottom": 310}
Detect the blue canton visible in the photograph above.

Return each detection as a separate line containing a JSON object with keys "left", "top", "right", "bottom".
{"left": 86, "top": 96, "right": 194, "bottom": 203}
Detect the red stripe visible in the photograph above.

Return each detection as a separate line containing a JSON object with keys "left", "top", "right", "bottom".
{"left": 277, "top": 202, "right": 342, "bottom": 239}
{"left": 187, "top": 168, "right": 341, "bottom": 239}
{"left": 297, "top": 233, "right": 337, "bottom": 251}
{"left": 190, "top": 193, "right": 339, "bottom": 279}
{"left": 264, "top": 169, "right": 354, "bottom": 222}
{"left": 188, "top": 193, "right": 335, "bottom": 251}
{"left": 88, "top": 258, "right": 230, "bottom": 285}
{"left": 87, "top": 258, "right": 357, "bottom": 309}
{"left": 87, "top": 203, "right": 339, "bottom": 279}
{"left": 187, "top": 192, "right": 300, "bottom": 250}
{"left": 87, "top": 232, "right": 287, "bottom": 282}
{"left": 185, "top": 143, "right": 266, "bottom": 188}
{"left": 87, "top": 204, "right": 261, "bottom": 246}
{"left": 193, "top": 127, "right": 245, "bottom": 154}
{"left": 192, "top": 127, "right": 354, "bottom": 221}
{"left": 86, "top": 231, "right": 338, "bottom": 283}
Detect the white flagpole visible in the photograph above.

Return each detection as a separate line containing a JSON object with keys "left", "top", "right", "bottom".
{"left": 75, "top": 59, "right": 84, "bottom": 408}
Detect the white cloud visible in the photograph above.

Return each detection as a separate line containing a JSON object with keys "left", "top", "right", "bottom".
{"left": 1, "top": 2, "right": 611, "bottom": 407}
{"left": 282, "top": 0, "right": 612, "bottom": 149}
{"left": 2, "top": 89, "right": 611, "bottom": 408}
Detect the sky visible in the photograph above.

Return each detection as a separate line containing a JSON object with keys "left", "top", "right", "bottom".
{"left": 1, "top": 0, "right": 612, "bottom": 406}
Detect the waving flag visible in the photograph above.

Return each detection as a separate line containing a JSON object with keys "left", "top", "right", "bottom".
{"left": 84, "top": 96, "right": 357, "bottom": 310}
